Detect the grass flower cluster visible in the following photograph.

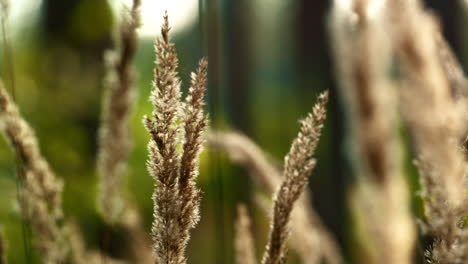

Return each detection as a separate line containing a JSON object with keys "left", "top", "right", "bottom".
{"left": 0, "top": 0, "right": 467, "bottom": 264}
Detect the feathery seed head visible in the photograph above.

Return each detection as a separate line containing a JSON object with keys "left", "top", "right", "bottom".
{"left": 262, "top": 91, "right": 328, "bottom": 264}
{"left": 145, "top": 13, "right": 208, "bottom": 264}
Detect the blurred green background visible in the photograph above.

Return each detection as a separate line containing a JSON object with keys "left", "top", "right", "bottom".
{"left": 0, "top": 0, "right": 467, "bottom": 263}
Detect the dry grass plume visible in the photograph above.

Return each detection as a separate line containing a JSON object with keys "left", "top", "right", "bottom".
{"left": 143, "top": 13, "right": 208, "bottom": 264}
{"left": 0, "top": 84, "right": 68, "bottom": 263}
{"left": 97, "top": 0, "right": 141, "bottom": 223}
{"left": 208, "top": 132, "right": 342, "bottom": 264}
{"left": 261, "top": 91, "right": 328, "bottom": 264}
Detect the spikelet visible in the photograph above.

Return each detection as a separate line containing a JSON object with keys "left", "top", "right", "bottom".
{"left": 176, "top": 58, "right": 208, "bottom": 235}
{"left": 261, "top": 91, "right": 328, "bottom": 264}
{"left": 143, "top": 13, "right": 208, "bottom": 264}
{"left": 97, "top": 0, "right": 141, "bottom": 223}
{"left": 207, "top": 131, "right": 342, "bottom": 264}
{"left": 235, "top": 204, "right": 257, "bottom": 264}
{"left": 0, "top": 84, "right": 68, "bottom": 263}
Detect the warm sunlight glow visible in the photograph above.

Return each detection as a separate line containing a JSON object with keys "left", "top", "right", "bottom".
{"left": 121, "top": 0, "right": 199, "bottom": 37}
{"left": 367, "top": 0, "right": 386, "bottom": 19}
{"left": 12, "top": 0, "right": 199, "bottom": 37}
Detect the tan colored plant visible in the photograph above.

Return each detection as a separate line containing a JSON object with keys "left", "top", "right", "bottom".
{"left": 261, "top": 91, "right": 328, "bottom": 264}
{"left": 208, "top": 132, "right": 342, "bottom": 264}
{"left": 387, "top": 0, "right": 468, "bottom": 262}
{"left": 329, "top": 1, "right": 416, "bottom": 264}
{"left": 96, "top": 1, "right": 155, "bottom": 263}
{"left": 143, "top": 13, "right": 208, "bottom": 264}
{"left": 98, "top": 0, "right": 141, "bottom": 224}
{"left": 3, "top": 1, "right": 468, "bottom": 264}
{"left": 0, "top": 84, "right": 68, "bottom": 264}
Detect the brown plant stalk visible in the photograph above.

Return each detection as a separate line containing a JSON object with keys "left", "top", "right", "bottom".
{"left": 97, "top": 0, "right": 141, "bottom": 223}
{"left": 387, "top": 0, "right": 468, "bottom": 262}
{"left": 261, "top": 91, "right": 328, "bottom": 264}
{"left": 329, "top": 1, "right": 416, "bottom": 263}
{"left": 207, "top": 132, "right": 342, "bottom": 264}
{"left": 143, "top": 13, "right": 208, "bottom": 264}
{"left": 235, "top": 204, "right": 257, "bottom": 264}
{"left": 0, "top": 84, "right": 68, "bottom": 263}
{"left": 330, "top": 0, "right": 399, "bottom": 183}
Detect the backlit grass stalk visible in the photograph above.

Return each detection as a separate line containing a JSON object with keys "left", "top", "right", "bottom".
{"left": 144, "top": 13, "right": 208, "bottom": 264}
{"left": 388, "top": 0, "right": 468, "bottom": 262}
{"left": 389, "top": 0, "right": 466, "bottom": 207}
{"left": 97, "top": 0, "right": 141, "bottom": 223}
{"left": 207, "top": 131, "right": 342, "bottom": 264}
{"left": 261, "top": 91, "right": 328, "bottom": 264}
{"left": 329, "top": 1, "right": 416, "bottom": 263}
{"left": 0, "top": 85, "right": 68, "bottom": 264}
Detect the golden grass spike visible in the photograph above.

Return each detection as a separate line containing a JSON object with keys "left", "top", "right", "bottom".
{"left": 208, "top": 131, "right": 343, "bottom": 264}
{"left": 261, "top": 91, "right": 328, "bottom": 264}
{"left": 144, "top": 13, "right": 208, "bottom": 264}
